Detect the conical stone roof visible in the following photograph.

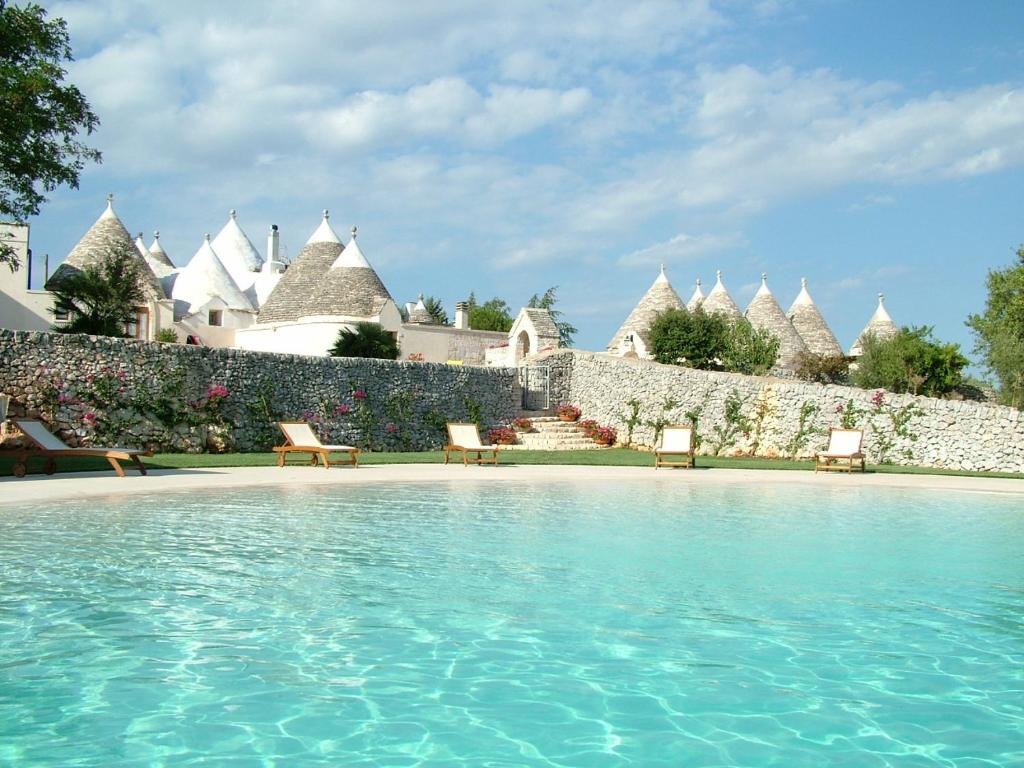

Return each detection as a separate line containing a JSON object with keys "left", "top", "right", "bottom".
{"left": 607, "top": 265, "right": 684, "bottom": 352}
{"left": 256, "top": 210, "right": 344, "bottom": 324}
{"left": 45, "top": 196, "right": 165, "bottom": 300}
{"left": 172, "top": 235, "right": 254, "bottom": 313}
{"left": 145, "top": 230, "right": 176, "bottom": 277}
{"left": 744, "top": 274, "right": 807, "bottom": 368}
{"left": 408, "top": 293, "right": 432, "bottom": 324}
{"left": 849, "top": 293, "right": 899, "bottom": 357}
{"left": 211, "top": 210, "right": 263, "bottom": 292}
{"left": 686, "top": 279, "right": 705, "bottom": 311}
{"left": 304, "top": 226, "right": 393, "bottom": 319}
{"left": 787, "top": 277, "right": 843, "bottom": 357}
{"left": 700, "top": 270, "right": 742, "bottom": 319}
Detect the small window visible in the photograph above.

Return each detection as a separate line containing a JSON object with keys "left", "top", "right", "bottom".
{"left": 54, "top": 308, "right": 70, "bottom": 322}
{"left": 208, "top": 310, "right": 223, "bottom": 327}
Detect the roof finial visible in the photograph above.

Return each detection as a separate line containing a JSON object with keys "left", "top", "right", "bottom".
{"left": 801, "top": 276, "right": 807, "bottom": 288}
{"left": 107, "top": 193, "right": 113, "bottom": 204}
{"left": 660, "top": 262, "right": 666, "bottom": 274}
{"left": 229, "top": 209, "right": 236, "bottom": 219}
{"left": 322, "top": 209, "right": 329, "bottom": 220}
{"left": 761, "top": 272, "right": 767, "bottom": 284}
{"left": 716, "top": 269, "right": 723, "bottom": 281}
{"left": 204, "top": 233, "right": 211, "bottom": 242}
{"left": 154, "top": 230, "right": 160, "bottom": 239}
{"left": 351, "top": 225, "right": 358, "bottom": 239}
{"left": 878, "top": 292, "right": 885, "bottom": 305}
{"left": 696, "top": 277, "right": 701, "bottom": 287}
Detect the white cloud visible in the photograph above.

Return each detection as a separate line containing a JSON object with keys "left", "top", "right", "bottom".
{"left": 618, "top": 232, "right": 743, "bottom": 266}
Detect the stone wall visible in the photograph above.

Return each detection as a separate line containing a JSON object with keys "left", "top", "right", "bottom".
{"left": 0, "top": 330, "right": 518, "bottom": 453}
{"left": 530, "top": 350, "right": 1024, "bottom": 473}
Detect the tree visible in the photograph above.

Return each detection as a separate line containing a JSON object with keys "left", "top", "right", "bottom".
{"left": 967, "top": 246, "right": 1024, "bottom": 408}
{"left": 468, "top": 297, "right": 513, "bottom": 332}
{"left": 1, "top": 1, "right": 101, "bottom": 269}
{"left": 720, "top": 319, "right": 780, "bottom": 376}
{"left": 527, "top": 285, "right": 577, "bottom": 347}
{"left": 648, "top": 307, "right": 730, "bottom": 368}
{"left": 329, "top": 322, "right": 399, "bottom": 359}
{"left": 422, "top": 295, "right": 449, "bottom": 325}
{"left": 852, "top": 326, "right": 968, "bottom": 397}
{"left": 794, "top": 352, "right": 850, "bottom": 384}
{"left": 49, "top": 246, "right": 144, "bottom": 337}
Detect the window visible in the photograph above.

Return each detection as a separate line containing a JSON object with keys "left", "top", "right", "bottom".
{"left": 208, "top": 310, "right": 223, "bottom": 326}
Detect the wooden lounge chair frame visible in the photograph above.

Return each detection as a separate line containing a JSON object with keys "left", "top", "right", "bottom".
{"left": 273, "top": 421, "right": 360, "bottom": 468}
{"left": 654, "top": 424, "right": 696, "bottom": 469}
{"left": 815, "top": 428, "right": 866, "bottom": 473}
{"left": 10, "top": 419, "right": 152, "bottom": 478}
{"left": 444, "top": 422, "right": 500, "bottom": 466}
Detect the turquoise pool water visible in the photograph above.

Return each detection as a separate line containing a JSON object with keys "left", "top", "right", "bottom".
{"left": 1, "top": 481, "right": 1022, "bottom": 766}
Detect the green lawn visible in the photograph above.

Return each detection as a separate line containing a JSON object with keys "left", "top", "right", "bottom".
{"left": 1, "top": 448, "right": 1021, "bottom": 479}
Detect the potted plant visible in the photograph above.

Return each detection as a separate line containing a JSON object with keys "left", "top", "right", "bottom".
{"left": 592, "top": 425, "right": 618, "bottom": 446}
{"left": 555, "top": 404, "right": 582, "bottom": 422}
{"left": 512, "top": 417, "right": 533, "bottom": 433}
{"left": 578, "top": 419, "right": 598, "bottom": 437}
{"left": 487, "top": 426, "right": 518, "bottom": 445}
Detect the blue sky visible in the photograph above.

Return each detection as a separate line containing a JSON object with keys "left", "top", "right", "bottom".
{"left": 26, "top": 0, "right": 1024, "bottom": 358}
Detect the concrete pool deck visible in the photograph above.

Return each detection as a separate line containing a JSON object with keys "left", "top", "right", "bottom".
{"left": 2, "top": 463, "right": 1022, "bottom": 506}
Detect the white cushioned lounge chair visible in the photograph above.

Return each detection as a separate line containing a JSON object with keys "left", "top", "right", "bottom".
{"left": 444, "top": 422, "right": 500, "bottom": 466}
{"left": 814, "top": 428, "right": 866, "bottom": 473}
{"left": 273, "top": 421, "right": 360, "bottom": 468}
{"left": 654, "top": 424, "right": 696, "bottom": 469}
{"left": 10, "top": 418, "right": 152, "bottom": 478}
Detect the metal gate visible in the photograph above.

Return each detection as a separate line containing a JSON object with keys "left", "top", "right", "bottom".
{"left": 518, "top": 366, "right": 550, "bottom": 411}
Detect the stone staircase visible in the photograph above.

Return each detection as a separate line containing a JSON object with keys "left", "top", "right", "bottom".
{"left": 503, "top": 414, "right": 607, "bottom": 451}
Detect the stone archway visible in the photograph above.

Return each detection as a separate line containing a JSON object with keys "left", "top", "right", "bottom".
{"left": 514, "top": 329, "right": 532, "bottom": 363}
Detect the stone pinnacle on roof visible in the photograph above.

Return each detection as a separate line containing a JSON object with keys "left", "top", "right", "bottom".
{"left": 172, "top": 234, "right": 254, "bottom": 313}
{"left": 787, "top": 277, "right": 843, "bottom": 357}
{"left": 306, "top": 209, "right": 342, "bottom": 245}
{"left": 45, "top": 194, "right": 165, "bottom": 300}
{"left": 607, "top": 265, "right": 684, "bottom": 352}
{"left": 147, "top": 230, "right": 176, "bottom": 270}
{"left": 700, "top": 270, "right": 742, "bottom": 319}
{"left": 849, "top": 293, "right": 899, "bottom": 357}
{"left": 744, "top": 273, "right": 808, "bottom": 368}
{"left": 686, "top": 278, "right": 705, "bottom": 311}
{"left": 212, "top": 209, "right": 264, "bottom": 292}
{"left": 306, "top": 225, "right": 394, "bottom": 319}
{"left": 134, "top": 232, "right": 147, "bottom": 257}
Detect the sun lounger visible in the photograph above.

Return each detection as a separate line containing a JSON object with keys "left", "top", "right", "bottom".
{"left": 815, "top": 428, "right": 866, "bottom": 473}
{"left": 273, "top": 421, "right": 360, "bottom": 468}
{"left": 444, "top": 422, "right": 500, "bottom": 466}
{"left": 10, "top": 419, "right": 152, "bottom": 477}
{"left": 654, "top": 424, "right": 696, "bottom": 468}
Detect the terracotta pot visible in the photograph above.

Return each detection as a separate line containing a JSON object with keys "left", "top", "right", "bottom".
{"left": 558, "top": 413, "right": 577, "bottom": 422}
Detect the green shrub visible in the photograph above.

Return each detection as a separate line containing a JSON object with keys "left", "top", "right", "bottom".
{"left": 648, "top": 307, "right": 779, "bottom": 375}
{"left": 794, "top": 352, "right": 849, "bottom": 384}
{"left": 852, "top": 326, "right": 968, "bottom": 397}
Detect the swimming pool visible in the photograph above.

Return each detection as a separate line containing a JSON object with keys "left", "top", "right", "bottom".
{"left": 1, "top": 480, "right": 1021, "bottom": 766}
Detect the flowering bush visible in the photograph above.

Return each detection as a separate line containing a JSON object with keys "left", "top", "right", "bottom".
{"left": 335, "top": 404, "right": 352, "bottom": 416}
{"left": 555, "top": 404, "right": 582, "bottom": 421}
{"left": 385, "top": 422, "right": 399, "bottom": 434}
{"left": 592, "top": 425, "right": 618, "bottom": 445}
{"left": 512, "top": 417, "right": 533, "bottom": 432}
{"left": 578, "top": 419, "right": 599, "bottom": 436}
{"left": 487, "top": 426, "right": 517, "bottom": 445}
{"left": 353, "top": 389, "right": 368, "bottom": 400}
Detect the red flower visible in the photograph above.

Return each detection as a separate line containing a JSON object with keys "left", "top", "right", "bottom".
{"left": 386, "top": 423, "right": 398, "bottom": 434}
{"left": 353, "top": 389, "right": 367, "bottom": 400}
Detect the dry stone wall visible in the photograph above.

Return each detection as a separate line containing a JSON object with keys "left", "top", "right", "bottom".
{"left": 0, "top": 330, "right": 517, "bottom": 453}
{"left": 532, "top": 350, "right": 1024, "bottom": 473}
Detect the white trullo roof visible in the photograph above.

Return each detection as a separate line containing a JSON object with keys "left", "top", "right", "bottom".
{"left": 606, "top": 265, "right": 684, "bottom": 352}
{"left": 211, "top": 210, "right": 264, "bottom": 292}
{"left": 686, "top": 279, "right": 705, "bottom": 311}
{"left": 172, "top": 234, "right": 254, "bottom": 313}
{"left": 744, "top": 273, "right": 808, "bottom": 369}
{"left": 849, "top": 293, "right": 899, "bottom": 357}
{"left": 407, "top": 293, "right": 432, "bottom": 324}
{"left": 787, "top": 278, "right": 843, "bottom": 357}
{"left": 700, "top": 270, "right": 742, "bottom": 319}
{"left": 145, "top": 230, "right": 176, "bottom": 277}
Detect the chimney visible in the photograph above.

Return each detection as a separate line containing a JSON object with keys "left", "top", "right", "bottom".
{"left": 454, "top": 301, "right": 469, "bottom": 330}
{"left": 267, "top": 224, "right": 280, "bottom": 264}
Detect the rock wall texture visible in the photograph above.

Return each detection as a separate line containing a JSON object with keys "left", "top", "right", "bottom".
{"left": 529, "top": 350, "right": 1024, "bottom": 473}
{"left": 0, "top": 330, "right": 518, "bottom": 453}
